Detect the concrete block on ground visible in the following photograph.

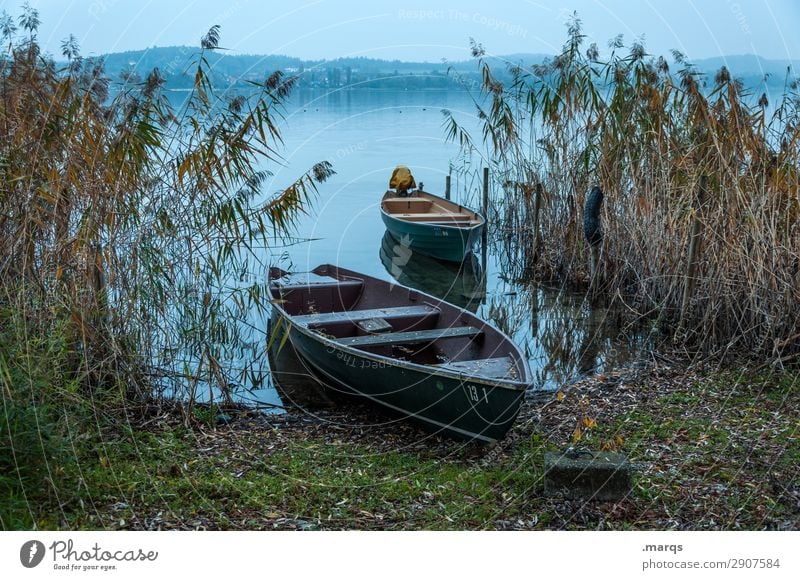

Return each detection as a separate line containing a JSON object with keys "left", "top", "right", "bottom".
{"left": 544, "top": 450, "right": 632, "bottom": 501}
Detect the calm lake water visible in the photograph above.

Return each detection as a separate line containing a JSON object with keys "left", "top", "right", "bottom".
{"left": 199, "top": 88, "right": 648, "bottom": 409}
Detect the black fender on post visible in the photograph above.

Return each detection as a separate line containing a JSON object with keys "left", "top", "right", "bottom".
{"left": 583, "top": 185, "right": 604, "bottom": 247}
{"left": 583, "top": 186, "right": 604, "bottom": 293}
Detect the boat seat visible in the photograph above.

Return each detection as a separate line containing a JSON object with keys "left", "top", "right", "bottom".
{"left": 336, "top": 326, "right": 483, "bottom": 348}
{"left": 272, "top": 273, "right": 365, "bottom": 315}
{"left": 435, "top": 357, "right": 517, "bottom": 379}
{"left": 395, "top": 212, "right": 472, "bottom": 223}
{"left": 383, "top": 197, "right": 430, "bottom": 203}
{"left": 383, "top": 199, "right": 434, "bottom": 212}
{"left": 272, "top": 273, "right": 363, "bottom": 291}
{"left": 294, "top": 305, "right": 440, "bottom": 328}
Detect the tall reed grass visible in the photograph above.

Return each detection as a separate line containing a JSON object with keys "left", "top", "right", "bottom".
{"left": 0, "top": 9, "right": 334, "bottom": 525}
{"left": 445, "top": 17, "right": 800, "bottom": 361}
{"left": 0, "top": 8, "right": 332, "bottom": 409}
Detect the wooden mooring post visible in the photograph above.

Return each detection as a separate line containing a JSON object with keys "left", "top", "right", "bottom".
{"left": 531, "top": 181, "right": 543, "bottom": 264}
{"left": 479, "top": 167, "right": 489, "bottom": 302}
{"left": 481, "top": 167, "right": 489, "bottom": 248}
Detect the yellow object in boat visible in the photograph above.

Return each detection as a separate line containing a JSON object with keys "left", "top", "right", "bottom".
{"left": 389, "top": 165, "right": 416, "bottom": 192}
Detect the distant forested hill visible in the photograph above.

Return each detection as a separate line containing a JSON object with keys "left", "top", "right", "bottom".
{"left": 91, "top": 46, "right": 798, "bottom": 93}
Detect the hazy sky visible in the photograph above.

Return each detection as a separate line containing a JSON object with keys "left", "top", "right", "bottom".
{"left": 7, "top": 0, "right": 800, "bottom": 61}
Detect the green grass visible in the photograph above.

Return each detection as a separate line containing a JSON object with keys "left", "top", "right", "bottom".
{"left": 0, "top": 308, "right": 77, "bottom": 530}
{"left": 5, "top": 363, "right": 798, "bottom": 530}
{"left": 60, "top": 428, "right": 548, "bottom": 530}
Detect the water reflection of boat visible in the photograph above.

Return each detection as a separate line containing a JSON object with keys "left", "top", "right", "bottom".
{"left": 268, "top": 264, "right": 531, "bottom": 442}
{"left": 379, "top": 230, "right": 484, "bottom": 312}
{"left": 267, "top": 316, "right": 335, "bottom": 409}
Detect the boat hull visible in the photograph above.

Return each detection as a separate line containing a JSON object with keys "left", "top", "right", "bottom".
{"left": 381, "top": 213, "right": 483, "bottom": 262}
{"left": 286, "top": 322, "right": 525, "bottom": 442}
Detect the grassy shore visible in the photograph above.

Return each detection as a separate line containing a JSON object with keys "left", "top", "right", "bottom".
{"left": 15, "top": 360, "right": 795, "bottom": 531}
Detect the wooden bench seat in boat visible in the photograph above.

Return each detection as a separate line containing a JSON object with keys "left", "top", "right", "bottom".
{"left": 383, "top": 197, "right": 433, "bottom": 203}
{"left": 271, "top": 273, "right": 365, "bottom": 314}
{"left": 336, "top": 326, "right": 483, "bottom": 348}
{"left": 393, "top": 212, "right": 473, "bottom": 223}
{"left": 434, "top": 357, "right": 517, "bottom": 380}
{"left": 294, "top": 305, "right": 440, "bottom": 328}
{"left": 383, "top": 198, "right": 434, "bottom": 213}
{"left": 271, "top": 273, "right": 363, "bottom": 291}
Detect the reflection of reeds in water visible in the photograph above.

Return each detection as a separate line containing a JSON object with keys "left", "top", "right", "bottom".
{"left": 379, "top": 226, "right": 643, "bottom": 391}
{"left": 267, "top": 315, "right": 335, "bottom": 409}
{"left": 446, "top": 19, "right": 800, "bottom": 360}
{"left": 484, "top": 283, "right": 647, "bottom": 390}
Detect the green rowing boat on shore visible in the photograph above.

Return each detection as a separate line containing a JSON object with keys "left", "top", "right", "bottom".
{"left": 268, "top": 264, "right": 531, "bottom": 442}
